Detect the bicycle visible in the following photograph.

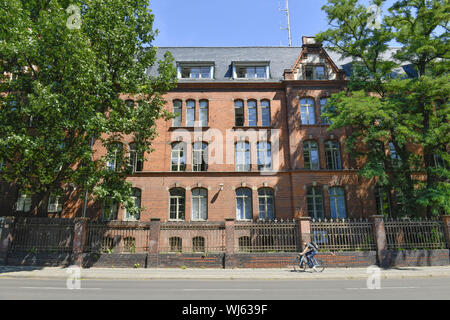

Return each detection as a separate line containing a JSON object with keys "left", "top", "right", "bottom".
{"left": 293, "top": 253, "right": 325, "bottom": 272}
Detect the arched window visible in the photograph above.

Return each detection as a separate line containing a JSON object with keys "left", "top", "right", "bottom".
{"left": 258, "top": 188, "right": 274, "bottom": 220}
{"left": 47, "top": 194, "right": 63, "bottom": 213}
{"left": 123, "top": 237, "right": 136, "bottom": 253}
{"left": 128, "top": 142, "right": 143, "bottom": 172}
{"left": 389, "top": 142, "right": 402, "bottom": 167}
{"left": 234, "top": 100, "right": 244, "bottom": 126}
{"left": 303, "top": 141, "right": 320, "bottom": 170}
{"left": 173, "top": 100, "right": 182, "bottom": 126}
{"left": 375, "top": 186, "right": 391, "bottom": 217}
{"left": 257, "top": 141, "right": 272, "bottom": 171}
{"left": 329, "top": 187, "right": 346, "bottom": 219}
{"left": 106, "top": 142, "right": 123, "bottom": 171}
{"left": 248, "top": 100, "right": 257, "bottom": 126}
{"left": 193, "top": 142, "right": 208, "bottom": 172}
{"left": 192, "top": 188, "right": 207, "bottom": 221}
{"left": 169, "top": 237, "right": 182, "bottom": 252}
{"left": 15, "top": 191, "right": 32, "bottom": 213}
{"left": 306, "top": 187, "right": 324, "bottom": 219}
{"left": 199, "top": 100, "right": 209, "bottom": 126}
{"left": 261, "top": 100, "right": 271, "bottom": 126}
{"left": 235, "top": 141, "right": 250, "bottom": 171}
{"left": 186, "top": 100, "right": 195, "bottom": 127}
{"left": 171, "top": 142, "right": 186, "bottom": 172}
{"left": 102, "top": 197, "right": 118, "bottom": 221}
{"left": 320, "top": 98, "right": 333, "bottom": 125}
{"left": 300, "top": 98, "right": 316, "bottom": 125}
{"left": 236, "top": 188, "right": 252, "bottom": 220}
{"left": 101, "top": 237, "right": 115, "bottom": 253}
{"left": 124, "top": 188, "right": 141, "bottom": 221}
{"left": 239, "top": 236, "right": 252, "bottom": 252}
{"left": 169, "top": 188, "right": 185, "bottom": 220}
{"left": 192, "top": 236, "right": 205, "bottom": 252}
{"left": 325, "top": 140, "right": 342, "bottom": 169}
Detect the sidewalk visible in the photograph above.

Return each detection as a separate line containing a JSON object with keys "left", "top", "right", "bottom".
{"left": 1, "top": 266, "right": 450, "bottom": 280}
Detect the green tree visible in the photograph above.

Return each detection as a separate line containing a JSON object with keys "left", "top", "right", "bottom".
{"left": 317, "top": 0, "right": 449, "bottom": 217}
{"left": 0, "top": 0, "right": 177, "bottom": 216}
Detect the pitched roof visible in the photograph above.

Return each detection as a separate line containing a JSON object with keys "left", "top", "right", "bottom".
{"left": 147, "top": 46, "right": 412, "bottom": 81}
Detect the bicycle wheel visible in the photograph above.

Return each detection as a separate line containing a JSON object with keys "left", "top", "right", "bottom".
{"left": 312, "top": 258, "right": 325, "bottom": 272}
{"left": 293, "top": 256, "right": 301, "bottom": 272}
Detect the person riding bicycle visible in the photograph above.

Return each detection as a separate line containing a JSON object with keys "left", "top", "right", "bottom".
{"left": 298, "top": 240, "right": 318, "bottom": 268}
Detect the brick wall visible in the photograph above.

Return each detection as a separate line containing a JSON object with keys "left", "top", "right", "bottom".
{"left": 382, "top": 249, "right": 450, "bottom": 267}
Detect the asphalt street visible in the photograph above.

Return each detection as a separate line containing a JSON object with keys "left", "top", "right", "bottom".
{"left": 0, "top": 277, "right": 449, "bottom": 300}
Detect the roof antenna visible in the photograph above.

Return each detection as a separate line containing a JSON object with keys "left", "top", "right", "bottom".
{"left": 279, "top": 0, "right": 292, "bottom": 47}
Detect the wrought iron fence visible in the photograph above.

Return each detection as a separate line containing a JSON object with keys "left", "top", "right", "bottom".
{"left": 385, "top": 218, "right": 446, "bottom": 250}
{"left": 159, "top": 222, "right": 225, "bottom": 253}
{"left": 9, "top": 218, "right": 75, "bottom": 253}
{"left": 84, "top": 221, "right": 150, "bottom": 254}
{"left": 235, "top": 219, "right": 299, "bottom": 252}
{"left": 310, "top": 218, "right": 376, "bottom": 251}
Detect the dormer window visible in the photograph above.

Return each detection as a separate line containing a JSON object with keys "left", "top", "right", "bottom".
{"left": 305, "top": 65, "right": 326, "bottom": 80}
{"left": 233, "top": 62, "right": 270, "bottom": 79}
{"left": 177, "top": 63, "right": 214, "bottom": 79}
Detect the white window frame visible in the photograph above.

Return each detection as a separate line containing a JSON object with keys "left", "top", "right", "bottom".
{"left": 235, "top": 141, "right": 250, "bottom": 172}
{"left": 300, "top": 98, "right": 316, "bottom": 125}
{"left": 169, "top": 188, "right": 185, "bottom": 221}
{"left": 236, "top": 188, "right": 253, "bottom": 221}
{"left": 233, "top": 62, "right": 270, "bottom": 79}
{"left": 123, "top": 188, "right": 141, "bottom": 221}
{"left": 102, "top": 197, "right": 118, "bottom": 221}
{"left": 16, "top": 191, "right": 32, "bottom": 212}
{"left": 303, "top": 140, "right": 320, "bottom": 170}
{"left": 171, "top": 142, "right": 186, "bottom": 172}
{"left": 47, "top": 195, "right": 63, "bottom": 213}
{"left": 325, "top": 140, "right": 342, "bottom": 170}
{"left": 306, "top": 187, "right": 324, "bottom": 219}
{"left": 177, "top": 64, "right": 214, "bottom": 79}
{"left": 191, "top": 188, "right": 207, "bottom": 221}
{"left": 172, "top": 100, "right": 182, "bottom": 127}
{"left": 257, "top": 141, "right": 272, "bottom": 171}
{"left": 258, "top": 188, "right": 274, "bottom": 220}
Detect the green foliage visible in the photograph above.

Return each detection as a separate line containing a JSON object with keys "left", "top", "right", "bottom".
{"left": 317, "top": 0, "right": 449, "bottom": 217}
{"left": 0, "top": 0, "right": 177, "bottom": 215}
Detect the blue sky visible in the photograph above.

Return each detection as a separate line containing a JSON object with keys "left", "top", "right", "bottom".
{"left": 150, "top": 0, "right": 396, "bottom": 47}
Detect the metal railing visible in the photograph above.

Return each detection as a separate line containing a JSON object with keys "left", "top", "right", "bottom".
{"left": 310, "top": 218, "right": 376, "bottom": 251}
{"left": 84, "top": 221, "right": 150, "bottom": 254}
{"left": 235, "top": 219, "right": 299, "bottom": 252}
{"left": 385, "top": 218, "right": 446, "bottom": 250}
{"left": 159, "top": 222, "right": 225, "bottom": 253}
{"left": 9, "top": 218, "right": 75, "bottom": 253}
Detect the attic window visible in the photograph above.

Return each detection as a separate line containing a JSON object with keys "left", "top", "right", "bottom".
{"left": 233, "top": 62, "right": 270, "bottom": 79}
{"left": 177, "top": 63, "right": 214, "bottom": 79}
{"left": 305, "top": 65, "right": 326, "bottom": 80}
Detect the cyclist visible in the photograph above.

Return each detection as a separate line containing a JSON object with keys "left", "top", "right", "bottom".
{"left": 298, "top": 240, "right": 318, "bottom": 268}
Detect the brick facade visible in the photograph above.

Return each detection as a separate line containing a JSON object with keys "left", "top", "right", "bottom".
{"left": 1, "top": 38, "right": 379, "bottom": 223}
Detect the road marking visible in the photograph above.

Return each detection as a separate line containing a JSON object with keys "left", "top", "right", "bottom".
{"left": 345, "top": 287, "right": 417, "bottom": 290}
{"left": 183, "top": 289, "right": 262, "bottom": 291}
{"left": 21, "top": 287, "right": 102, "bottom": 290}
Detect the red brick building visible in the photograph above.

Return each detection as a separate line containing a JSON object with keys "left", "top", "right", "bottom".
{"left": 1, "top": 37, "right": 382, "bottom": 221}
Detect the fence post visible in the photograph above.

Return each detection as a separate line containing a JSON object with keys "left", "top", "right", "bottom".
{"left": 296, "top": 216, "right": 311, "bottom": 249}
{"left": 147, "top": 218, "right": 160, "bottom": 268}
{"left": 441, "top": 215, "right": 450, "bottom": 249}
{"left": 0, "top": 217, "right": 15, "bottom": 266}
{"left": 370, "top": 215, "right": 388, "bottom": 268}
{"left": 72, "top": 218, "right": 88, "bottom": 267}
{"left": 224, "top": 218, "right": 235, "bottom": 269}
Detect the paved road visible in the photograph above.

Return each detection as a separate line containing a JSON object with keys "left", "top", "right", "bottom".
{"left": 0, "top": 277, "right": 449, "bottom": 300}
